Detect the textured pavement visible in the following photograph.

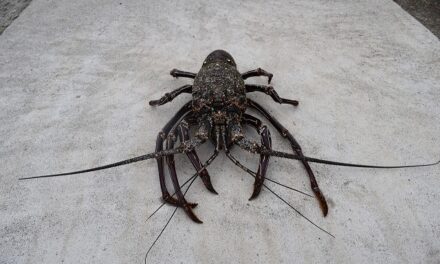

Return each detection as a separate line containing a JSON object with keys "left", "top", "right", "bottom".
{"left": 0, "top": 0, "right": 439, "bottom": 263}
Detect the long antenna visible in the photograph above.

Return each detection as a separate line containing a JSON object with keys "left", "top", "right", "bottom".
{"left": 264, "top": 150, "right": 440, "bottom": 169}
{"left": 19, "top": 148, "right": 186, "bottom": 180}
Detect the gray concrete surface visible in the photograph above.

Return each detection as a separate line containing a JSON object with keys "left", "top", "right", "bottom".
{"left": 1, "top": 0, "right": 439, "bottom": 263}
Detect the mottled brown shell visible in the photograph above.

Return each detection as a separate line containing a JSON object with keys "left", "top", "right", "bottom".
{"left": 192, "top": 61, "right": 246, "bottom": 115}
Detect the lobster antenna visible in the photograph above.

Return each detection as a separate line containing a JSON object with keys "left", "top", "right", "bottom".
{"left": 19, "top": 148, "right": 188, "bottom": 180}
{"left": 226, "top": 152, "right": 334, "bottom": 238}
{"left": 265, "top": 150, "right": 440, "bottom": 169}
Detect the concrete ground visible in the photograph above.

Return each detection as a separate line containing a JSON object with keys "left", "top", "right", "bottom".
{"left": 1, "top": 0, "right": 439, "bottom": 263}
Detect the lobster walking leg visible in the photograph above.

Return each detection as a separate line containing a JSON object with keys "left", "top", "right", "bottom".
{"left": 241, "top": 68, "right": 273, "bottom": 84}
{"left": 149, "top": 84, "right": 192, "bottom": 106}
{"left": 242, "top": 114, "right": 272, "bottom": 200}
{"left": 170, "top": 69, "right": 197, "bottom": 79}
{"left": 166, "top": 130, "right": 203, "bottom": 223}
{"left": 177, "top": 121, "right": 218, "bottom": 194}
{"left": 247, "top": 99, "right": 329, "bottom": 216}
{"left": 155, "top": 102, "right": 192, "bottom": 206}
{"left": 245, "top": 84, "right": 299, "bottom": 106}
{"left": 225, "top": 115, "right": 272, "bottom": 199}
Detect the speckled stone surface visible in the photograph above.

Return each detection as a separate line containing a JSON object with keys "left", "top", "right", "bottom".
{"left": 0, "top": 0, "right": 439, "bottom": 263}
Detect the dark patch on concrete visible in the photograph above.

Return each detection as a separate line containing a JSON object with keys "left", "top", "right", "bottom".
{"left": 0, "top": 0, "right": 32, "bottom": 34}
{"left": 394, "top": 0, "right": 440, "bottom": 39}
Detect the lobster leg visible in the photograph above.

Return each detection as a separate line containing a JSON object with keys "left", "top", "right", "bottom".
{"left": 242, "top": 114, "right": 272, "bottom": 200}
{"left": 170, "top": 69, "right": 197, "bottom": 79}
{"left": 177, "top": 121, "right": 218, "bottom": 194}
{"left": 241, "top": 68, "right": 273, "bottom": 84}
{"left": 247, "top": 99, "right": 329, "bottom": 216}
{"left": 166, "top": 130, "right": 203, "bottom": 223}
{"left": 251, "top": 126, "right": 272, "bottom": 200}
{"left": 245, "top": 84, "right": 299, "bottom": 106}
{"left": 243, "top": 113, "right": 262, "bottom": 129}
{"left": 225, "top": 117, "right": 272, "bottom": 200}
{"left": 155, "top": 103, "right": 192, "bottom": 206}
{"left": 149, "top": 84, "right": 192, "bottom": 106}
